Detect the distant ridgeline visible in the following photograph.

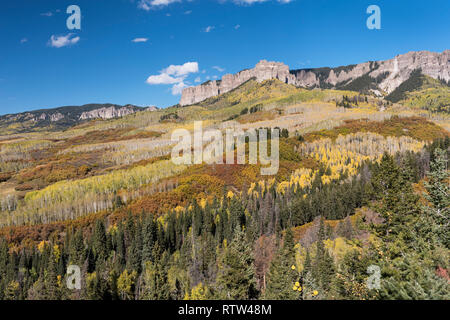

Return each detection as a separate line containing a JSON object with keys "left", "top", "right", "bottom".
{"left": 0, "top": 104, "right": 158, "bottom": 133}
{"left": 180, "top": 50, "right": 450, "bottom": 106}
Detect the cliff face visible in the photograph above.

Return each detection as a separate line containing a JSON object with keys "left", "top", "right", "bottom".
{"left": 79, "top": 106, "right": 139, "bottom": 120}
{"left": 180, "top": 60, "right": 296, "bottom": 106}
{"left": 0, "top": 104, "right": 146, "bottom": 134}
{"left": 293, "top": 50, "right": 450, "bottom": 92}
{"left": 374, "top": 50, "right": 450, "bottom": 93}
{"left": 180, "top": 50, "right": 450, "bottom": 105}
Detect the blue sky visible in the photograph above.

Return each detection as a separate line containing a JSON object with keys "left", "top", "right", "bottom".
{"left": 0, "top": 0, "right": 449, "bottom": 115}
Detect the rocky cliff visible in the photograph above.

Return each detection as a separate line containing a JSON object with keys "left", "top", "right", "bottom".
{"left": 180, "top": 60, "right": 296, "bottom": 106}
{"left": 0, "top": 104, "right": 147, "bottom": 134}
{"left": 292, "top": 50, "right": 450, "bottom": 93}
{"left": 79, "top": 105, "right": 141, "bottom": 120}
{"left": 180, "top": 50, "right": 450, "bottom": 105}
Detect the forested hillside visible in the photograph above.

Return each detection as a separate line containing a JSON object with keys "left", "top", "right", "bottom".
{"left": 0, "top": 79, "right": 448, "bottom": 300}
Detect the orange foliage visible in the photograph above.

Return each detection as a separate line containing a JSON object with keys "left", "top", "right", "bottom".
{"left": 304, "top": 116, "right": 449, "bottom": 142}
{"left": 127, "top": 174, "right": 225, "bottom": 216}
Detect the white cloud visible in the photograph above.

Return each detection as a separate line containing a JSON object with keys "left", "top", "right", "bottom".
{"left": 137, "top": 0, "right": 292, "bottom": 10}
{"left": 40, "top": 12, "right": 53, "bottom": 17}
{"left": 184, "top": 10, "right": 192, "bottom": 14}
{"left": 163, "top": 62, "right": 199, "bottom": 77}
{"left": 152, "top": 0, "right": 180, "bottom": 5}
{"left": 212, "top": 66, "right": 225, "bottom": 72}
{"left": 233, "top": 0, "right": 293, "bottom": 4}
{"left": 20, "top": 38, "right": 28, "bottom": 44}
{"left": 132, "top": 38, "right": 149, "bottom": 43}
{"left": 194, "top": 77, "right": 201, "bottom": 83}
{"left": 49, "top": 34, "right": 80, "bottom": 48}
{"left": 234, "top": 24, "right": 241, "bottom": 30}
{"left": 146, "top": 62, "right": 199, "bottom": 95}
{"left": 171, "top": 82, "right": 187, "bottom": 95}
{"left": 146, "top": 73, "right": 183, "bottom": 85}
{"left": 204, "top": 26, "right": 215, "bottom": 33}
{"left": 138, "top": 0, "right": 181, "bottom": 10}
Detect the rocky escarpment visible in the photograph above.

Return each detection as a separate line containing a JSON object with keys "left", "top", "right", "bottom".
{"left": 180, "top": 60, "right": 296, "bottom": 106}
{"left": 293, "top": 50, "right": 450, "bottom": 93}
{"left": 0, "top": 104, "right": 147, "bottom": 134}
{"left": 2, "top": 104, "right": 144, "bottom": 123}
{"left": 180, "top": 50, "right": 450, "bottom": 105}
{"left": 79, "top": 105, "right": 140, "bottom": 120}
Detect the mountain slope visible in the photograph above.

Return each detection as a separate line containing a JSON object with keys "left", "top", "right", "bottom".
{"left": 386, "top": 70, "right": 450, "bottom": 113}
{"left": 0, "top": 104, "right": 148, "bottom": 135}
{"left": 181, "top": 50, "right": 450, "bottom": 105}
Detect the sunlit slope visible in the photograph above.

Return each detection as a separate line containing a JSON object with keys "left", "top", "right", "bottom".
{"left": 386, "top": 71, "right": 450, "bottom": 114}
{"left": 0, "top": 77, "right": 449, "bottom": 231}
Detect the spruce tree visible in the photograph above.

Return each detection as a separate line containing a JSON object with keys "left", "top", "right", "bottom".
{"left": 371, "top": 153, "right": 450, "bottom": 299}
{"left": 216, "top": 227, "right": 258, "bottom": 299}
{"left": 92, "top": 220, "right": 108, "bottom": 264}
{"left": 265, "top": 227, "right": 299, "bottom": 299}
{"left": 313, "top": 218, "right": 335, "bottom": 293}
{"left": 43, "top": 250, "right": 59, "bottom": 300}
{"left": 423, "top": 148, "right": 449, "bottom": 248}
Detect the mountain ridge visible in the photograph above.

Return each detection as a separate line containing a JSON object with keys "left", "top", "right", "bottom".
{"left": 180, "top": 50, "right": 450, "bottom": 106}
{"left": 0, "top": 104, "right": 157, "bottom": 134}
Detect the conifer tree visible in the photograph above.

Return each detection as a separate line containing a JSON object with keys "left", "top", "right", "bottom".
{"left": 43, "top": 250, "right": 59, "bottom": 300}
{"left": 371, "top": 153, "right": 450, "bottom": 299}
{"left": 423, "top": 148, "right": 449, "bottom": 248}
{"left": 92, "top": 220, "right": 108, "bottom": 264}
{"left": 216, "top": 227, "right": 258, "bottom": 299}
{"left": 140, "top": 246, "right": 170, "bottom": 300}
{"left": 127, "top": 229, "right": 142, "bottom": 273}
{"left": 141, "top": 214, "right": 154, "bottom": 264}
{"left": 265, "top": 227, "right": 299, "bottom": 299}
{"left": 313, "top": 218, "right": 335, "bottom": 293}
{"left": 70, "top": 229, "right": 85, "bottom": 265}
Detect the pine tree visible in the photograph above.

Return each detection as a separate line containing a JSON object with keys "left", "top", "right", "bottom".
{"left": 140, "top": 246, "right": 170, "bottom": 300}
{"left": 370, "top": 153, "right": 420, "bottom": 242}
{"left": 423, "top": 148, "right": 449, "bottom": 248}
{"left": 115, "top": 223, "right": 126, "bottom": 269}
{"left": 313, "top": 218, "right": 335, "bottom": 293}
{"left": 92, "top": 220, "right": 108, "bottom": 264}
{"left": 216, "top": 227, "right": 258, "bottom": 299}
{"left": 70, "top": 229, "right": 85, "bottom": 265}
{"left": 43, "top": 250, "right": 59, "bottom": 300}
{"left": 371, "top": 153, "right": 450, "bottom": 299}
{"left": 264, "top": 227, "right": 299, "bottom": 299}
{"left": 127, "top": 228, "right": 142, "bottom": 273}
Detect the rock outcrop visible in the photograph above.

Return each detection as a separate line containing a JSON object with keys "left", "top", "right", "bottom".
{"left": 50, "top": 112, "right": 64, "bottom": 122}
{"left": 79, "top": 106, "right": 138, "bottom": 120}
{"left": 0, "top": 104, "right": 147, "bottom": 133}
{"left": 146, "top": 106, "right": 159, "bottom": 112}
{"left": 180, "top": 50, "right": 450, "bottom": 106}
{"left": 180, "top": 60, "right": 296, "bottom": 106}
{"left": 293, "top": 50, "right": 450, "bottom": 92}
